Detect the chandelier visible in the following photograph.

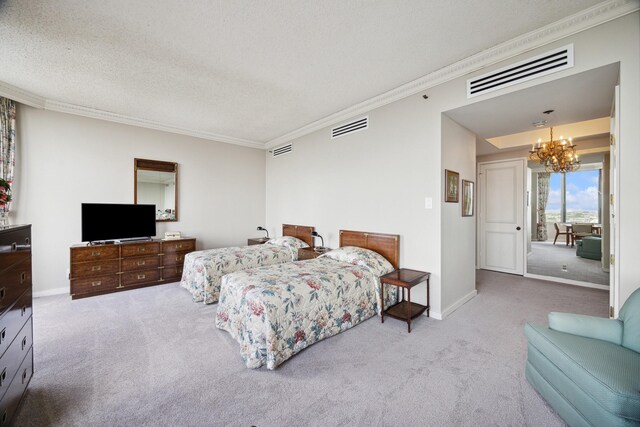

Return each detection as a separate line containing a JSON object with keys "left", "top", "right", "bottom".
{"left": 529, "top": 127, "right": 580, "bottom": 173}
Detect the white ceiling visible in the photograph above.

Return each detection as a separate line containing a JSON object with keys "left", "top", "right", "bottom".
{"left": 0, "top": 0, "right": 612, "bottom": 145}
{"left": 446, "top": 63, "right": 619, "bottom": 156}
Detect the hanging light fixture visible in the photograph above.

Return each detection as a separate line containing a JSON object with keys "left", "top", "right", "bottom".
{"left": 529, "top": 127, "right": 580, "bottom": 173}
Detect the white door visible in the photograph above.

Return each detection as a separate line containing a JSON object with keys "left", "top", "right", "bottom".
{"left": 479, "top": 159, "right": 525, "bottom": 274}
{"left": 610, "top": 85, "right": 620, "bottom": 316}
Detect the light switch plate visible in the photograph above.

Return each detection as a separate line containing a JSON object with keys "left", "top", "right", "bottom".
{"left": 424, "top": 197, "right": 433, "bottom": 209}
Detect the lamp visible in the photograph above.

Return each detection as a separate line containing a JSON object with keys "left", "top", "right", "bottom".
{"left": 311, "top": 231, "right": 325, "bottom": 252}
{"left": 529, "top": 127, "right": 580, "bottom": 173}
{"left": 257, "top": 226, "right": 269, "bottom": 239}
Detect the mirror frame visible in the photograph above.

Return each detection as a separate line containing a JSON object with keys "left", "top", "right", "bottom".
{"left": 134, "top": 158, "right": 179, "bottom": 222}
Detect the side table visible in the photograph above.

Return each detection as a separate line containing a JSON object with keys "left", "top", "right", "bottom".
{"left": 380, "top": 268, "right": 430, "bottom": 333}
{"left": 298, "top": 247, "right": 331, "bottom": 260}
{"left": 247, "top": 237, "right": 270, "bottom": 245}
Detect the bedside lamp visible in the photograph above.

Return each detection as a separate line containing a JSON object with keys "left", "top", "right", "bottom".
{"left": 311, "top": 231, "right": 325, "bottom": 252}
{"left": 257, "top": 226, "right": 269, "bottom": 239}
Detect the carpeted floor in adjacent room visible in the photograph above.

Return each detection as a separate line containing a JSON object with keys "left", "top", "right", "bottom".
{"left": 14, "top": 270, "right": 608, "bottom": 426}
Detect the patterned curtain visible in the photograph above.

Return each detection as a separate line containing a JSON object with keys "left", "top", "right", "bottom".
{"left": 0, "top": 97, "right": 16, "bottom": 215}
{"left": 536, "top": 172, "right": 550, "bottom": 241}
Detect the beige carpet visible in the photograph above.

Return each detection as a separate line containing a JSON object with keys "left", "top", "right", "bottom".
{"left": 15, "top": 271, "right": 608, "bottom": 426}
{"left": 527, "top": 241, "right": 609, "bottom": 286}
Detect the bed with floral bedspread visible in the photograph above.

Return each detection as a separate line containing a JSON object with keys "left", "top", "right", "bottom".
{"left": 215, "top": 246, "right": 397, "bottom": 370}
{"left": 179, "top": 236, "right": 308, "bottom": 304}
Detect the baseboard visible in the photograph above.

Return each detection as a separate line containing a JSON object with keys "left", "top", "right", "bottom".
{"left": 33, "top": 287, "right": 68, "bottom": 298}
{"left": 430, "top": 289, "right": 478, "bottom": 320}
{"left": 524, "top": 273, "right": 609, "bottom": 290}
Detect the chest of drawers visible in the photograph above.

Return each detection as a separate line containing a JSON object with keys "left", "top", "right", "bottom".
{"left": 0, "top": 225, "right": 33, "bottom": 426}
{"left": 70, "top": 238, "right": 196, "bottom": 299}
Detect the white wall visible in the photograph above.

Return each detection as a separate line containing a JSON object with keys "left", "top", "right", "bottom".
{"left": 441, "top": 115, "right": 477, "bottom": 314}
{"left": 265, "top": 11, "right": 640, "bottom": 315}
{"left": 12, "top": 106, "right": 265, "bottom": 295}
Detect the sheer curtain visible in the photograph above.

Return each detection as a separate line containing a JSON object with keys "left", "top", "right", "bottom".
{"left": 0, "top": 97, "right": 16, "bottom": 219}
{"left": 536, "top": 172, "right": 550, "bottom": 241}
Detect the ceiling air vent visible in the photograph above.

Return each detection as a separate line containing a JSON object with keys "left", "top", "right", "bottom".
{"left": 272, "top": 143, "right": 292, "bottom": 157}
{"left": 467, "top": 44, "right": 574, "bottom": 98}
{"left": 331, "top": 116, "right": 368, "bottom": 139}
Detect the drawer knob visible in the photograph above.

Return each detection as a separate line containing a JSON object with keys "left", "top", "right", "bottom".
{"left": 177, "top": 244, "right": 183, "bottom": 249}
{"left": 137, "top": 260, "right": 146, "bottom": 266}
{"left": 25, "top": 237, "right": 30, "bottom": 245}
{"left": 21, "top": 305, "right": 26, "bottom": 316}
{"left": 92, "top": 281, "right": 102, "bottom": 287}
{"left": 91, "top": 251, "right": 101, "bottom": 256}
{"left": 22, "top": 368, "right": 27, "bottom": 384}
{"left": 138, "top": 274, "right": 146, "bottom": 280}
{"left": 0, "top": 287, "right": 5, "bottom": 301}
{"left": 11, "top": 242, "right": 17, "bottom": 251}
{"left": 177, "top": 256, "right": 183, "bottom": 262}
{"left": 138, "top": 247, "right": 146, "bottom": 252}
{"left": 20, "top": 272, "right": 26, "bottom": 284}
{"left": 91, "top": 266, "right": 102, "bottom": 272}
{"left": 0, "top": 368, "right": 5, "bottom": 386}
{"left": 21, "top": 336, "right": 27, "bottom": 351}
{"left": 0, "top": 328, "right": 5, "bottom": 344}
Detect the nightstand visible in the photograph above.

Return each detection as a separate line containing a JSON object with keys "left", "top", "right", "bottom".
{"left": 298, "top": 247, "right": 330, "bottom": 260}
{"left": 247, "top": 237, "right": 270, "bottom": 245}
{"left": 379, "top": 269, "right": 430, "bottom": 333}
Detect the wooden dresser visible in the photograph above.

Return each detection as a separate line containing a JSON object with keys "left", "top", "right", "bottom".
{"left": 70, "top": 238, "right": 195, "bottom": 299}
{"left": 0, "top": 225, "right": 33, "bottom": 426}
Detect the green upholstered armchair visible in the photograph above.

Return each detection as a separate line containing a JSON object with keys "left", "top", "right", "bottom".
{"left": 524, "top": 288, "right": 640, "bottom": 426}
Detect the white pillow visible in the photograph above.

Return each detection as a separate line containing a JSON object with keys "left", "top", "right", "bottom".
{"left": 265, "top": 236, "right": 309, "bottom": 250}
{"left": 322, "top": 246, "right": 394, "bottom": 276}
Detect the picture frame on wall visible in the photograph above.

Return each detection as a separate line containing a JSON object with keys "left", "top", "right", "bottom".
{"left": 462, "top": 179, "right": 474, "bottom": 216}
{"left": 445, "top": 169, "right": 459, "bottom": 203}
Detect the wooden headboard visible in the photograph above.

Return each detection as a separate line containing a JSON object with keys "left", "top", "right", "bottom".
{"left": 282, "top": 224, "right": 315, "bottom": 247}
{"left": 339, "top": 230, "right": 400, "bottom": 270}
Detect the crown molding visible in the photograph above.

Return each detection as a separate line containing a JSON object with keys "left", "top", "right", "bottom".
{"left": 43, "top": 100, "right": 264, "bottom": 149}
{"left": 0, "top": 82, "right": 265, "bottom": 150}
{"left": 0, "top": 81, "right": 45, "bottom": 108}
{"left": 265, "top": 0, "right": 638, "bottom": 149}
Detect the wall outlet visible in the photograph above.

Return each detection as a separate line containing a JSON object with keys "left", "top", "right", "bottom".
{"left": 561, "top": 264, "right": 567, "bottom": 272}
{"left": 424, "top": 197, "right": 433, "bottom": 209}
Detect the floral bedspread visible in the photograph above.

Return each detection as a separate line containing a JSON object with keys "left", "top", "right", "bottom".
{"left": 179, "top": 244, "right": 296, "bottom": 304}
{"left": 215, "top": 255, "right": 397, "bottom": 370}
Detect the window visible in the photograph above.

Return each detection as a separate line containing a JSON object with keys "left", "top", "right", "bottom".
{"left": 545, "top": 170, "right": 601, "bottom": 224}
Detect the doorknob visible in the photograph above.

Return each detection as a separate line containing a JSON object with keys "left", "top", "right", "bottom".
{"left": 516, "top": 226, "right": 522, "bottom": 230}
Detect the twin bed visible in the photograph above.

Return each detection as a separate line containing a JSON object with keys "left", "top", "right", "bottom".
{"left": 180, "top": 224, "right": 314, "bottom": 304}
{"left": 215, "top": 230, "right": 400, "bottom": 369}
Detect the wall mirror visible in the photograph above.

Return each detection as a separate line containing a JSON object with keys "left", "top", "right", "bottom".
{"left": 134, "top": 158, "right": 178, "bottom": 222}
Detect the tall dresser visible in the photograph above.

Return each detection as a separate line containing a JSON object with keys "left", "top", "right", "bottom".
{"left": 0, "top": 225, "right": 33, "bottom": 426}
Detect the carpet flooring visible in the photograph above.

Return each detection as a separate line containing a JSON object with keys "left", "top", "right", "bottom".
{"left": 527, "top": 241, "right": 609, "bottom": 286}
{"left": 14, "top": 271, "right": 608, "bottom": 426}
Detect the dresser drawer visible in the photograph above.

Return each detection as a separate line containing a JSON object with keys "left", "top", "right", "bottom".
{"left": 0, "top": 259, "right": 31, "bottom": 317}
{"left": 0, "top": 227, "right": 31, "bottom": 252}
{"left": 0, "top": 317, "right": 32, "bottom": 402}
{"left": 121, "top": 269, "right": 160, "bottom": 287}
{"left": 71, "top": 275, "right": 119, "bottom": 295}
{"left": 70, "top": 245, "right": 119, "bottom": 262}
{"left": 0, "top": 347, "right": 32, "bottom": 427}
{"left": 121, "top": 242, "right": 160, "bottom": 258}
{"left": 0, "top": 290, "right": 31, "bottom": 359}
{"left": 162, "top": 239, "right": 195, "bottom": 254}
{"left": 71, "top": 260, "right": 119, "bottom": 278}
{"left": 121, "top": 255, "right": 160, "bottom": 272}
{"left": 163, "top": 265, "right": 184, "bottom": 282}
{"left": 163, "top": 252, "right": 187, "bottom": 266}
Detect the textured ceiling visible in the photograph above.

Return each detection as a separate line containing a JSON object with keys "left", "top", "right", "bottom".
{"left": 0, "top": 0, "right": 605, "bottom": 144}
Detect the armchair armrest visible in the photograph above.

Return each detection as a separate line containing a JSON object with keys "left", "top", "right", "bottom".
{"left": 548, "top": 312, "right": 623, "bottom": 345}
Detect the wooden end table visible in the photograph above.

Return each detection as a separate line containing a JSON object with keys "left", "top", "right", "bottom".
{"left": 247, "top": 237, "right": 270, "bottom": 245}
{"left": 297, "top": 247, "right": 331, "bottom": 260}
{"left": 380, "top": 268, "right": 430, "bottom": 333}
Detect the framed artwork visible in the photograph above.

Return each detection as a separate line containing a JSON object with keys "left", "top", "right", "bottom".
{"left": 445, "top": 169, "right": 459, "bottom": 203}
{"left": 462, "top": 179, "right": 474, "bottom": 216}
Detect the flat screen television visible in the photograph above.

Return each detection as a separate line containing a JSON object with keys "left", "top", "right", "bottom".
{"left": 81, "top": 203, "right": 156, "bottom": 243}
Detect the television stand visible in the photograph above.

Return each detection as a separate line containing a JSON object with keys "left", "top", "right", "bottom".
{"left": 70, "top": 237, "right": 196, "bottom": 299}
